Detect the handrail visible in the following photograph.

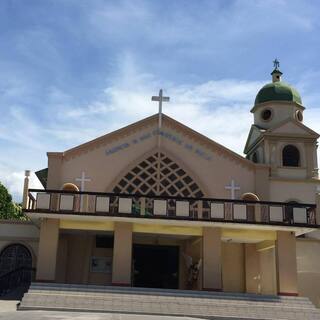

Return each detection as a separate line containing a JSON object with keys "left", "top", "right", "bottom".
{"left": 28, "top": 188, "right": 316, "bottom": 208}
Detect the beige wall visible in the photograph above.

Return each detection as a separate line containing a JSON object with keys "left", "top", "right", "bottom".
{"left": 222, "top": 242, "right": 245, "bottom": 293}
{"left": 276, "top": 231, "right": 298, "bottom": 295}
{"left": 56, "top": 232, "right": 113, "bottom": 286}
{"left": 260, "top": 247, "right": 277, "bottom": 295}
{"left": 89, "top": 246, "right": 113, "bottom": 285}
{"left": 47, "top": 153, "right": 63, "bottom": 189}
{"left": 245, "top": 244, "right": 260, "bottom": 294}
{"left": 269, "top": 180, "right": 318, "bottom": 203}
{"left": 65, "top": 234, "right": 91, "bottom": 284}
{"left": 254, "top": 166, "right": 270, "bottom": 200}
{"left": 297, "top": 238, "right": 320, "bottom": 307}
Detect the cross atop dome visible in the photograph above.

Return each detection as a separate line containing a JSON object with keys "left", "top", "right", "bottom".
{"left": 271, "top": 58, "right": 282, "bottom": 82}
{"left": 273, "top": 58, "right": 280, "bottom": 70}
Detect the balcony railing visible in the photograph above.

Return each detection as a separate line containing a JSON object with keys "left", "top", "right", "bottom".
{"left": 25, "top": 189, "right": 318, "bottom": 228}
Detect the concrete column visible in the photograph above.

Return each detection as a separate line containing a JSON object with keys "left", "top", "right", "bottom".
{"left": 276, "top": 231, "right": 298, "bottom": 295}
{"left": 112, "top": 222, "right": 133, "bottom": 286}
{"left": 36, "top": 218, "right": 59, "bottom": 281}
{"left": 22, "top": 170, "right": 30, "bottom": 209}
{"left": 245, "top": 244, "right": 260, "bottom": 294}
{"left": 202, "top": 227, "right": 222, "bottom": 291}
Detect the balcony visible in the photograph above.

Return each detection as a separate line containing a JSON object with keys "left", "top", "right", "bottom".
{"left": 24, "top": 189, "right": 319, "bottom": 229}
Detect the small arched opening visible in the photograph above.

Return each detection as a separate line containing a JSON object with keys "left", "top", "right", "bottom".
{"left": 61, "top": 183, "right": 79, "bottom": 192}
{"left": 241, "top": 193, "right": 260, "bottom": 222}
{"left": 282, "top": 145, "right": 300, "bottom": 167}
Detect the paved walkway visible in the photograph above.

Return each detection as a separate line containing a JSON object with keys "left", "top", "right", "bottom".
{"left": 0, "top": 310, "right": 211, "bottom": 320}
{"left": 0, "top": 300, "right": 19, "bottom": 312}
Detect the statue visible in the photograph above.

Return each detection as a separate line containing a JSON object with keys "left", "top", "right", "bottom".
{"left": 183, "top": 253, "right": 202, "bottom": 290}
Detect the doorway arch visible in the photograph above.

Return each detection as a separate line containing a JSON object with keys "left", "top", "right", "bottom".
{"left": 0, "top": 244, "right": 32, "bottom": 276}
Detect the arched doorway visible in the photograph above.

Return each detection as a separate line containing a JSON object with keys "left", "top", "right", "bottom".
{"left": 0, "top": 244, "right": 32, "bottom": 276}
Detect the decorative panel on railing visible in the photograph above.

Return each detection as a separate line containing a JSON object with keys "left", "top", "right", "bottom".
{"left": 27, "top": 189, "right": 317, "bottom": 228}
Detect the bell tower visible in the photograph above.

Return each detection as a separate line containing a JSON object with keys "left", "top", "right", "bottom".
{"left": 244, "top": 61, "right": 319, "bottom": 180}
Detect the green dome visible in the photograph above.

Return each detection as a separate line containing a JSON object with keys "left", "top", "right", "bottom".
{"left": 255, "top": 81, "right": 302, "bottom": 105}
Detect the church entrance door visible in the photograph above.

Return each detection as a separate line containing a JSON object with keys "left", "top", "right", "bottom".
{"left": 133, "top": 244, "right": 179, "bottom": 289}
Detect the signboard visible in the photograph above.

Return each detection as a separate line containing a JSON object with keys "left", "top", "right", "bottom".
{"left": 90, "top": 256, "right": 112, "bottom": 273}
{"left": 105, "top": 128, "right": 212, "bottom": 161}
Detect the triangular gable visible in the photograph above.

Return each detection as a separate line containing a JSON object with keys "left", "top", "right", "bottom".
{"left": 54, "top": 113, "right": 255, "bottom": 169}
{"left": 265, "top": 118, "right": 319, "bottom": 138}
{"left": 244, "top": 125, "right": 265, "bottom": 154}
{"left": 35, "top": 168, "right": 48, "bottom": 188}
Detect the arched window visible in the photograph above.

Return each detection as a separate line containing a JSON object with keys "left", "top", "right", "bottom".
{"left": 0, "top": 244, "right": 32, "bottom": 276}
{"left": 113, "top": 152, "right": 204, "bottom": 198}
{"left": 282, "top": 145, "right": 300, "bottom": 167}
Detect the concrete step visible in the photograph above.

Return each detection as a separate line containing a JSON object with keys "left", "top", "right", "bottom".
{"left": 19, "top": 283, "right": 320, "bottom": 320}
{"left": 27, "top": 282, "right": 314, "bottom": 305}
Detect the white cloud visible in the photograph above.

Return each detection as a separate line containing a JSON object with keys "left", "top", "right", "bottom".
{"left": 0, "top": 55, "right": 264, "bottom": 202}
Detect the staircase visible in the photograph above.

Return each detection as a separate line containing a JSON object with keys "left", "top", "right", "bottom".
{"left": 19, "top": 283, "right": 320, "bottom": 319}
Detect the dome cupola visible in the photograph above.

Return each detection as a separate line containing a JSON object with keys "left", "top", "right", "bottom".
{"left": 254, "top": 59, "right": 302, "bottom": 106}
{"left": 251, "top": 60, "right": 305, "bottom": 130}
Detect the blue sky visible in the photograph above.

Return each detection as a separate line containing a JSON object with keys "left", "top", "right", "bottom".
{"left": 1, "top": 0, "right": 320, "bottom": 200}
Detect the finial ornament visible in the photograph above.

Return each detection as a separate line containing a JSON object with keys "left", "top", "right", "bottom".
{"left": 273, "top": 58, "right": 280, "bottom": 70}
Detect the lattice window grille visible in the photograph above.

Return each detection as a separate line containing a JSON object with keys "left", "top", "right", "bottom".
{"left": 113, "top": 152, "right": 204, "bottom": 200}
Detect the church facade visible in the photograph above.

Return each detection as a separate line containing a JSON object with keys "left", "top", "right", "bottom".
{"left": 6, "top": 65, "right": 320, "bottom": 301}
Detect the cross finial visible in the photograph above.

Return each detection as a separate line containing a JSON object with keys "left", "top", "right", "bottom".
{"left": 151, "top": 89, "right": 170, "bottom": 130}
{"left": 273, "top": 58, "right": 280, "bottom": 70}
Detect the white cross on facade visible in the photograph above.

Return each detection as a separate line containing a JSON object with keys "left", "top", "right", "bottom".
{"left": 75, "top": 171, "right": 91, "bottom": 191}
{"left": 152, "top": 89, "right": 170, "bottom": 130}
{"left": 225, "top": 179, "right": 240, "bottom": 200}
